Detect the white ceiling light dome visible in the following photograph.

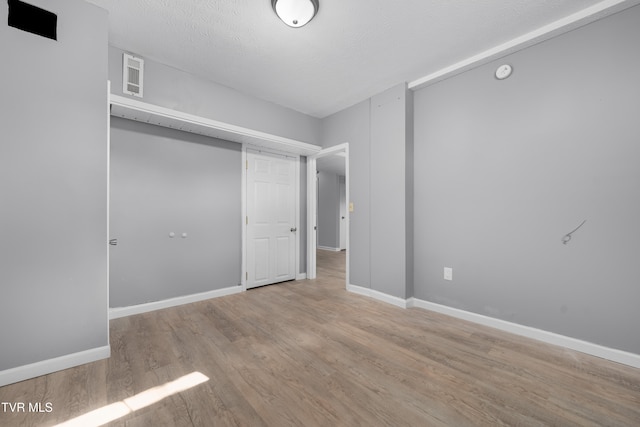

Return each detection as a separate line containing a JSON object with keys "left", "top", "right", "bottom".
{"left": 272, "top": 0, "right": 319, "bottom": 28}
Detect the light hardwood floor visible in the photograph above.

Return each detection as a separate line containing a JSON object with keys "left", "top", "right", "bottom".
{"left": 1, "top": 249, "right": 639, "bottom": 426}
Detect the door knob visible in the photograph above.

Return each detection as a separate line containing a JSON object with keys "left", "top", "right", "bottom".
{"left": 109, "top": 239, "right": 118, "bottom": 246}
{"left": 290, "top": 227, "right": 297, "bottom": 232}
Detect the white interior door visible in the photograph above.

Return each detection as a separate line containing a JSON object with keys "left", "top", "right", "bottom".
{"left": 246, "top": 150, "right": 296, "bottom": 289}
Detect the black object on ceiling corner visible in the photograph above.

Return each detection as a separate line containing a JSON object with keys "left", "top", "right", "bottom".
{"left": 7, "top": 0, "right": 57, "bottom": 41}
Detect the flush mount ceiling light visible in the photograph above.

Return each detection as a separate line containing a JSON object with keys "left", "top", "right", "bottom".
{"left": 272, "top": 0, "right": 319, "bottom": 28}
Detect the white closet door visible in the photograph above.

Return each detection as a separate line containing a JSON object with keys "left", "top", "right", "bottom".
{"left": 246, "top": 150, "right": 296, "bottom": 288}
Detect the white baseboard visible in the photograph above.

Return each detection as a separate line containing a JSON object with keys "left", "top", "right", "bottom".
{"left": 0, "top": 345, "right": 110, "bottom": 387}
{"left": 296, "top": 273, "right": 307, "bottom": 280}
{"left": 346, "top": 284, "right": 370, "bottom": 297}
{"left": 347, "top": 284, "right": 408, "bottom": 308}
{"left": 109, "top": 285, "right": 244, "bottom": 319}
{"left": 408, "top": 298, "right": 640, "bottom": 369}
{"left": 343, "top": 286, "right": 640, "bottom": 369}
{"left": 317, "top": 246, "right": 341, "bottom": 252}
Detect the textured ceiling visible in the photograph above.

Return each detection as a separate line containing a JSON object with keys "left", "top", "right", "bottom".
{"left": 87, "top": 0, "right": 617, "bottom": 118}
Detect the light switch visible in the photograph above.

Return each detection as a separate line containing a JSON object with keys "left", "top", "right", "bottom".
{"left": 349, "top": 202, "right": 354, "bottom": 212}
{"left": 444, "top": 267, "right": 453, "bottom": 281}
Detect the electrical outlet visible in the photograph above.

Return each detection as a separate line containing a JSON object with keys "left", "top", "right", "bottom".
{"left": 444, "top": 267, "right": 453, "bottom": 281}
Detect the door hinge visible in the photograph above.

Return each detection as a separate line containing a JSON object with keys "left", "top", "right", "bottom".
{"left": 246, "top": 272, "right": 248, "bottom": 280}
{"left": 246, "top": 216, "right": 248, "bottom": 225}
{"left": 246, "top": 160, "right": 248, "bottom": 170}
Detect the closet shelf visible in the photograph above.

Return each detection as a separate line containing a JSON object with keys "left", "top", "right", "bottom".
{"left": 109, "top": 94, "right": 322, "bottom": 156}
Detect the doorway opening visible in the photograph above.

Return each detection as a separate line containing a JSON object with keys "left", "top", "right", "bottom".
{"left": 307, "top": 143, "right": 349, "bottom": 287}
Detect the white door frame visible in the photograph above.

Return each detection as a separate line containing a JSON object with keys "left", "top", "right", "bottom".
{"left": 339, "top": 177, "right": 347, "bottom": 250}
{"left": 307, "top": 143, "right": 349, "bottom": 286}
{"left": 241, "top": 145, "right": 301, "bottom": 290}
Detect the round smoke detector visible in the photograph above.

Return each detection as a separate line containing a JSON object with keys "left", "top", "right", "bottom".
{"left": 495, "top": 64, "right": 513, "bottom": 80}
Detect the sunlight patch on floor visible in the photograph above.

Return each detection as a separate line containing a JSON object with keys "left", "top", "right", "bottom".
{"left": 54, "top": 371, "right": 209, "bottom": 427}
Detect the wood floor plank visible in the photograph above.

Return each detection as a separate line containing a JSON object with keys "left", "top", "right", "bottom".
{"left": 1, "top": 249, "right": 639, "bottom": 426}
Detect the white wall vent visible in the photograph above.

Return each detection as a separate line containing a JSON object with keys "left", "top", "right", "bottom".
{"left": 123, "top": 53, "right": 144, "bottom": 98}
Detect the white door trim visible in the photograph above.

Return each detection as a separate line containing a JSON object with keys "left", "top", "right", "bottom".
{"left": 242, "top": 144, "right": 300, "bottom": 290}
{"left": 241, "top": 147, "right": 247, "bottom": 289}
{"left": 106, "top": 81, "right": 111, "bottom": 340}
{"left": 339, "top": 177, "right": 347, "bottom": 250}
{"left": 307, "top": 143, "right": 349, "bottom": 287}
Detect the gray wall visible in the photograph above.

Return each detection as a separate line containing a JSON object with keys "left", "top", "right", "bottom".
{"left": 110, "top": 118, "right": 241, "bottom": 307}
{"left": 321, "top": 100, "right": 371, "bottom": 287}
{"left": 370, "top": 84, "right": 413, "bottom": 299}
{"left": 405, "top": 89, "right": 415, "bottom": 299}
{"left": 318, "top": 171, "right": 340, "bottom": 249}
{"left": 108, "top": 46, "right": 321, "bottom": 146}
{"left": 0, "top": 0, "right": 108, "bottom": 371}
{"left": 413, "top": 5, "right": 640, "bottom": 354}
{"left": 321, "top": 85, "right": 413, "bottom": 298}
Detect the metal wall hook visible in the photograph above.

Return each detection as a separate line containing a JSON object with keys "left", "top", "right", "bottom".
{"left": 562, "top": 220, "right": 586, "bottom": 245}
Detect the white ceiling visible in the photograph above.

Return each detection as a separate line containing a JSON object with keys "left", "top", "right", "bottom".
{"left": 87, "top": 0, "right": 625, "bottom": 118}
